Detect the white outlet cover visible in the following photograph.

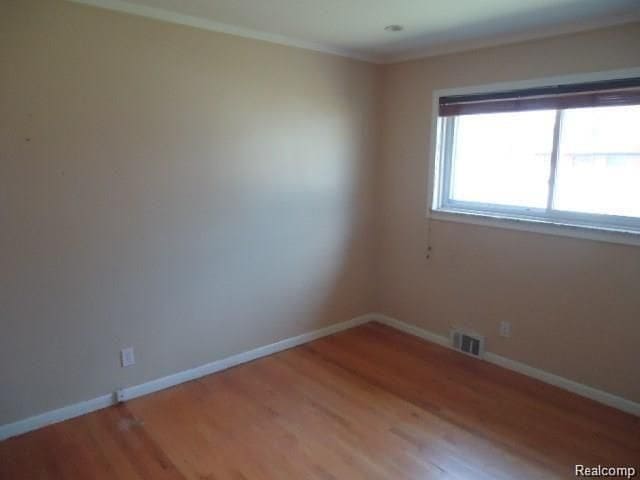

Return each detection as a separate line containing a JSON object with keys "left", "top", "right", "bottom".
{"left": 120, "top": 347, "right": 135, "bottom": 367}
{"left": 115, "top": 389, "right": 126, "bottom": 402}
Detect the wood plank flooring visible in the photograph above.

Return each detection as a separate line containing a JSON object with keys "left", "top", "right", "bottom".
{"left": 1, "top": 322, "right": 639, "bottom": 479}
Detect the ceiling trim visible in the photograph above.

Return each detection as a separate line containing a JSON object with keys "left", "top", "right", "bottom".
{"left": 383, "top": 11, "right": 640, "bottom": 64}
{"left": 68, "top": 0, "right": 381, "bottom": 63}
{"left": 69, "top": 0, "right": 639, "bottom": 65}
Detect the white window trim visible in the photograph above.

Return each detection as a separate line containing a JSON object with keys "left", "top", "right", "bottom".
{"left": 427, "top": 67, "right": 640, "bottom": 247}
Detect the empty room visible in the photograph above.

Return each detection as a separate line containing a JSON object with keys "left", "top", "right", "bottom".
{"left": 1, "top": 0, "right": 640, "bottom": 478}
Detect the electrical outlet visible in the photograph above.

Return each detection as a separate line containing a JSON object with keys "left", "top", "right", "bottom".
{"left": 115, "top": 389, "right": 126, "bottom": 402}
{"left": 499, "top": 321, "right": 511, "bottom": 338}
{"left": 120, "top": 347, "right": 135, "bottom": 367}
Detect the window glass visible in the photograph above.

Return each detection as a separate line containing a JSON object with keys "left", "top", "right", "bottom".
{"left": 554, "top": 105, "right": 640, "bottom": 218}
{"left": 449, "top": 110, "right": 556, "bottom": 209}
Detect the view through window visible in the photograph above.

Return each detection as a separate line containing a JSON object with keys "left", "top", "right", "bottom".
{"left": 434, "top": 78, "right": 640, "bottom": 233}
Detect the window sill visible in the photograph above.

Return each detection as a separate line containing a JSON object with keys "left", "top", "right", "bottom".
{"left": 429, "top": 208, "right": 640, "bottom": 247}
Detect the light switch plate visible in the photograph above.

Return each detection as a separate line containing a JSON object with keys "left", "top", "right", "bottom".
{"left": 120, "top": 347, "right": 135, "bottom": 367}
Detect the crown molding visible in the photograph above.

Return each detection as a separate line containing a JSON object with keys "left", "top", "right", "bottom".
{"left": 68, "top": 0, "right": 382, "bottom": 63}
{"left": 68, "top": 0, "right": 639, "bottom": 66}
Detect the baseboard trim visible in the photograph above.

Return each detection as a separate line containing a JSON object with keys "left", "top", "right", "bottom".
{"left": 0, "top": 394, "right": 115, "bottom": 443}
{"left": 3, "top": 312, "right": 637, "bottom": 441}
{"left": 371, "top": 313, "right": 640, "bottom": 417}
{"left": 118, "top": 314, "right": 371, "bottom": 402}
{"left": 0, "top": 314, "right": 373, "bottom": 441}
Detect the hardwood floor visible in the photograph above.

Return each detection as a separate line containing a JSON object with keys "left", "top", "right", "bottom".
{"left": 1, "top": 322, "right": 638, "bottom": 479}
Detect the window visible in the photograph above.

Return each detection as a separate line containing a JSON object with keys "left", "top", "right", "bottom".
{"left": 432, "top": 75, "right": 640, "bottom": 238}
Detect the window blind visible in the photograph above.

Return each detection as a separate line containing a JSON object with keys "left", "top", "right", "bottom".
{"left": 438, "top": 77, "right": 640, "bottom": 117}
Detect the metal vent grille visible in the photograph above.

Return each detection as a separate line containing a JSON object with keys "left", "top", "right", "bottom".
{"left": 451, "top": 330, "right": 485, "bottom": 358}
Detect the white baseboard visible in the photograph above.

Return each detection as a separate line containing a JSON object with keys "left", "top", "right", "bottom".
{"left": 3, "top": 311, "right": 637, "bottom": 442}
{"left": 0, "top": 394, "right": 115, "bottom": 443}
{"left": 371, "top": 313, "right": 640, "bottom": 417}
{"left": 118, "top": 314, "right": 371, "bottom": 402}
{"left": 0, "top": 314, "right": 373, "bottom": 441}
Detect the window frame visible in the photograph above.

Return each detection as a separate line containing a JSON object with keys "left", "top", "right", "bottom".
{"left": 428, "top": 68, "right": 640, "bottom": 247}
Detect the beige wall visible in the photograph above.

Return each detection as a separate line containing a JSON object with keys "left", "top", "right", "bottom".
{"left": 0, "top": 0, "right": 379, "bottom": 424}
{"left": 376, "top": 23, "right": 640, "bottom": 402}
{"left": 2, "top": 0, "right": 639, "bottom": 427}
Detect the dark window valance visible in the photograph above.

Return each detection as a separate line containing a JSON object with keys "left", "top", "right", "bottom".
{"left": 438, "top": 77, "right": 640, "bottom": 116}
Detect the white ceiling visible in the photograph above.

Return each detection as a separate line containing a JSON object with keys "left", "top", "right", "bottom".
{"left": 73, "top": 0, "right": 640, "bottom": 63}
